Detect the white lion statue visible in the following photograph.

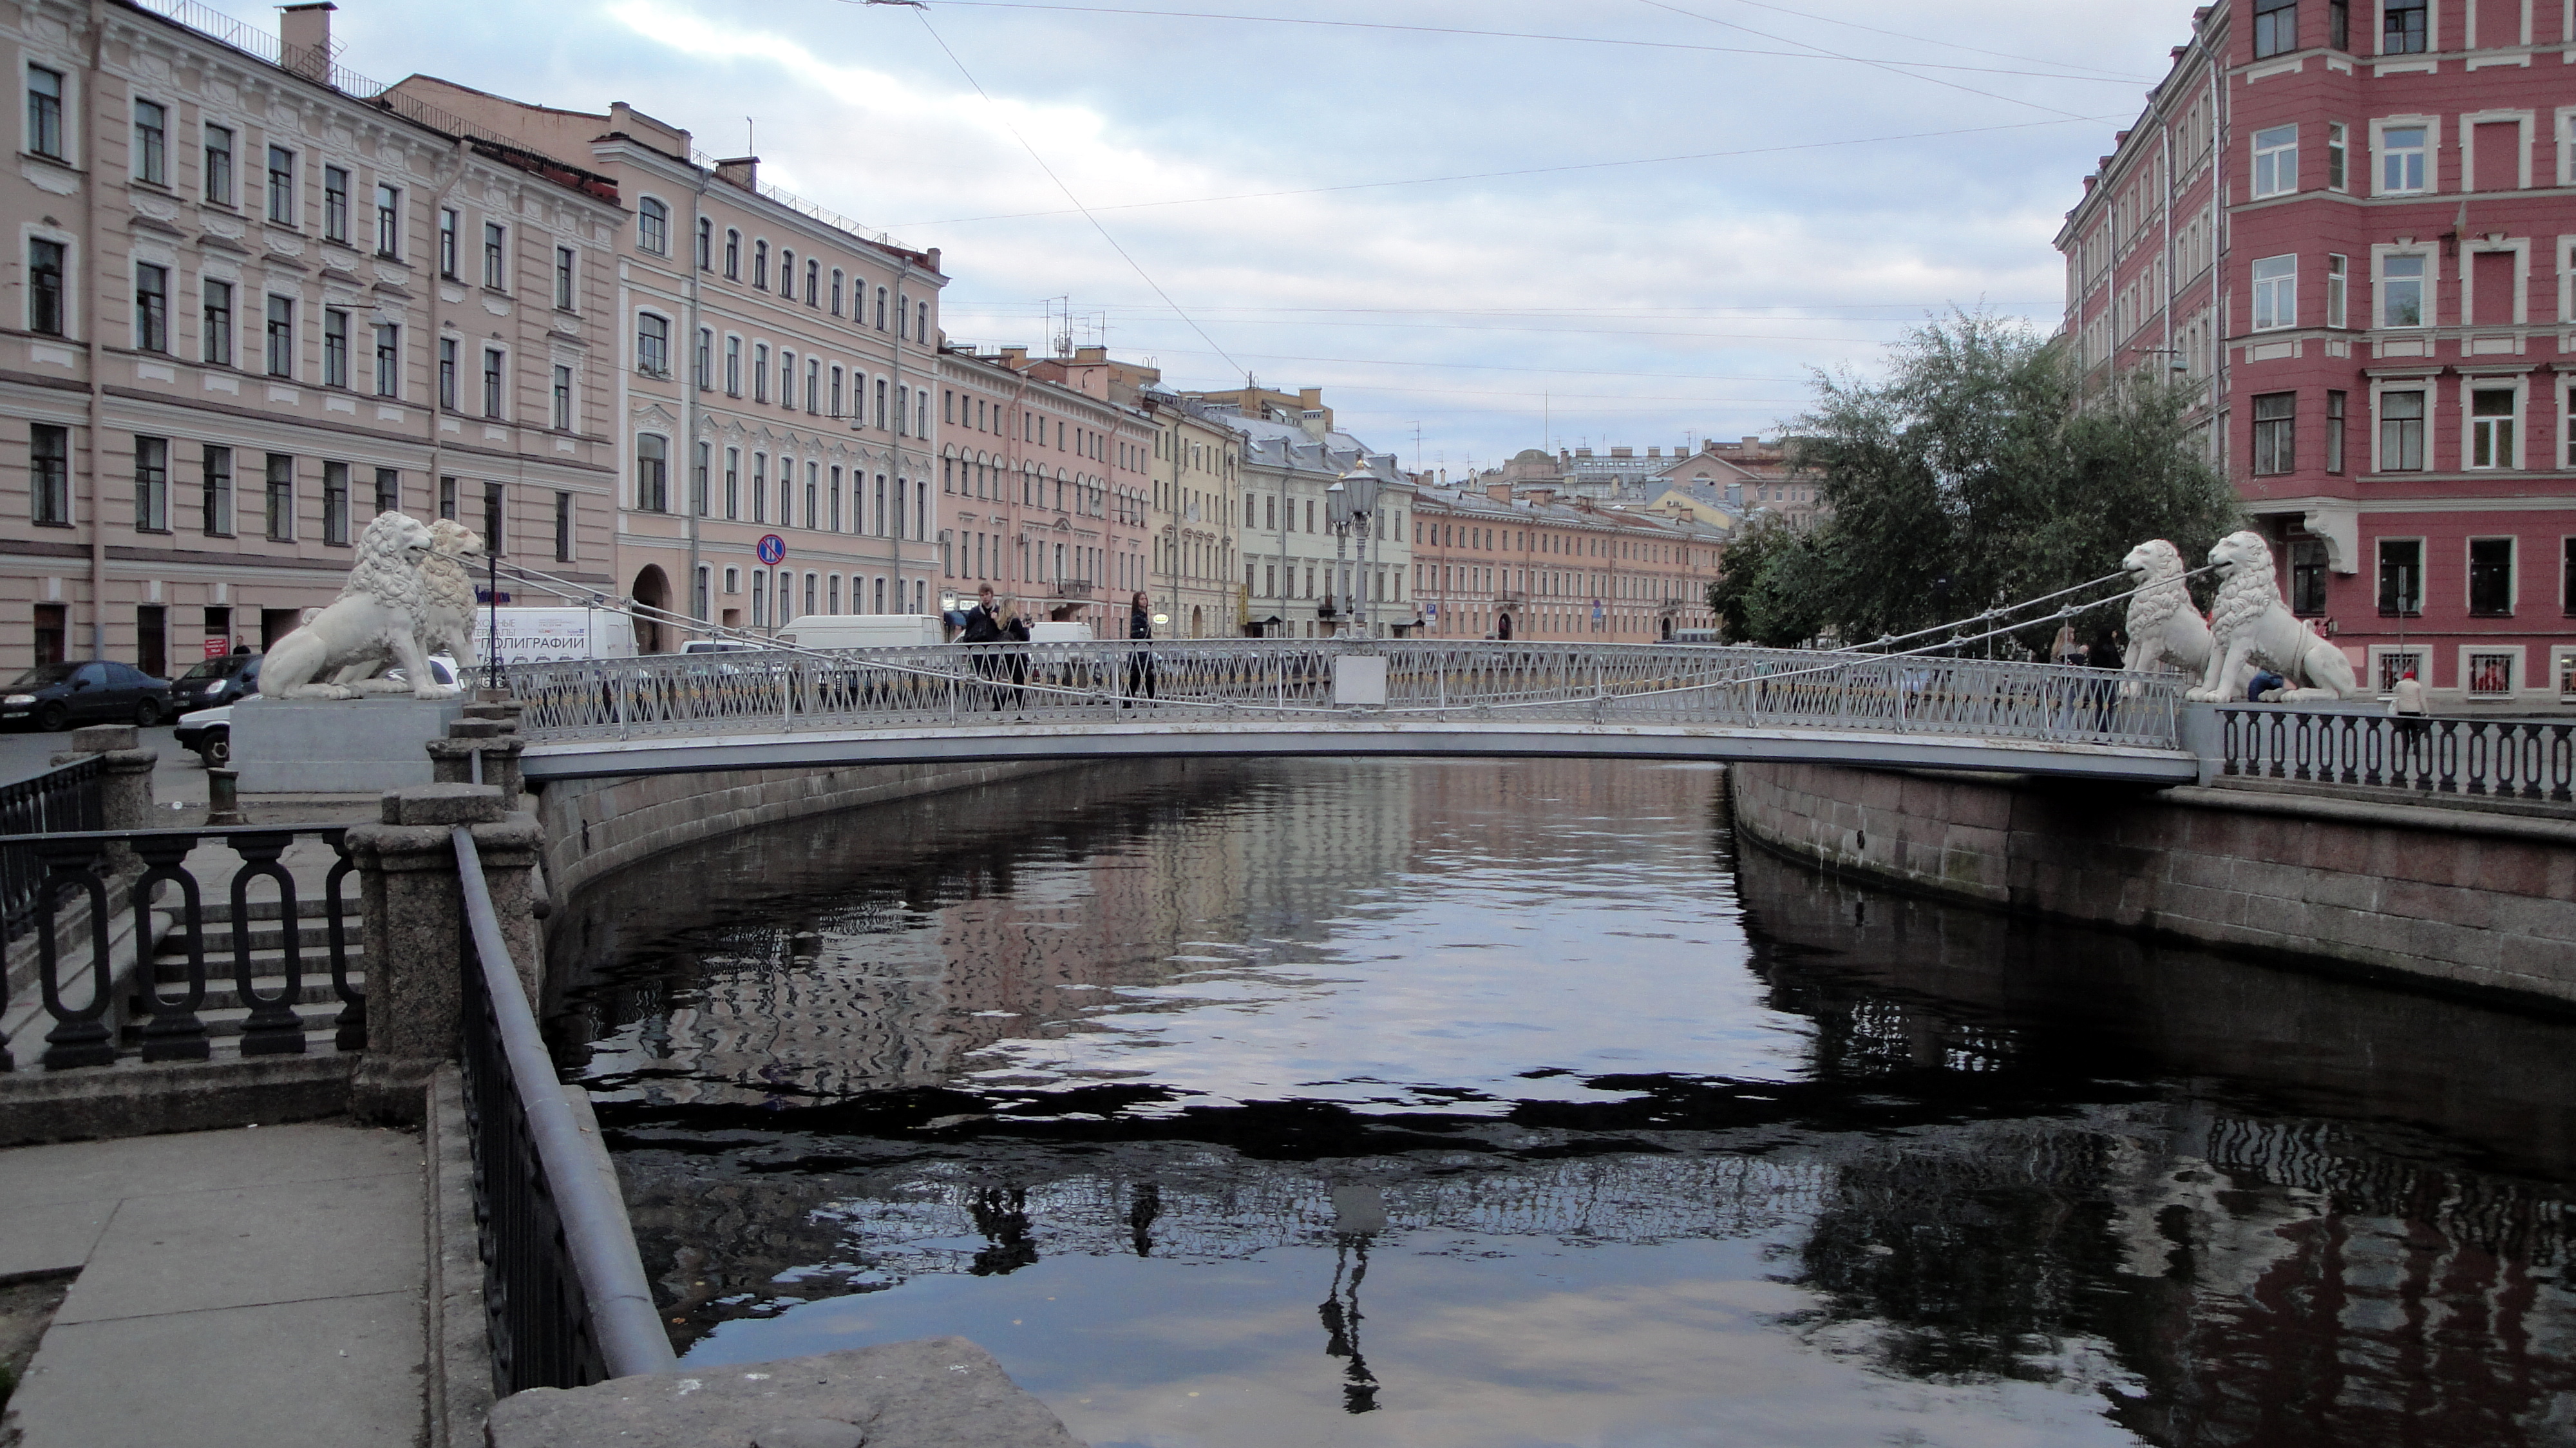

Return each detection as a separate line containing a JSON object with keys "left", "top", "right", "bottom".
{"left": 262, "top": 511, "right": 462, "bottom": 701}
{"left": 2119, "top": 539, "right": 2211, "bottom": 681}
{"left": 330, "top": 518, "right": 484, "bottom": 694}
{"left": 2185, "top": 530, "right": 2363, "bottom": 703}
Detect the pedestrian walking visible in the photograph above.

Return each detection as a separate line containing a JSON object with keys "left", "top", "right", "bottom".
{"left": 2389, "top": 668, "right": 2429, "bottom": 777}
{"left": 959, "top": 586, "right": 1028, "bottom": 709}
{"left": 1124, "top": 591, "right": 1157, "bottom": 705}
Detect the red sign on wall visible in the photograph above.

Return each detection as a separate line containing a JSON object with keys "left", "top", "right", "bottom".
{"left": 202, "top": 635, "right": 231, "bottom": 660}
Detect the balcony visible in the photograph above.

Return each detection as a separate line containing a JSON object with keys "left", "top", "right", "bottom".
{"left": 1054, "top": 579, "right": 1094, "bottom": 601}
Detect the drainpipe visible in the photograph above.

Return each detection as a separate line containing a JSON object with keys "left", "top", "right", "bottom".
{"left": 80, "top": 0, "right": 106, "bottom": 656}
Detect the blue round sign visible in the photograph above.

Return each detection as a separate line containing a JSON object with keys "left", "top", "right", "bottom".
{"left": 756, "top": 534, "right": 786, "bottom": 566}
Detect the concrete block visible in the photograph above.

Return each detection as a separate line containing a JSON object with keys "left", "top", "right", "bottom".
{"left": 381, "top": 783, "right": 508, "bottom": 826}
{"left": 233, "top": 695, "right": 466, "bottom": 792}
{"left": 483, "top": 1338, "right": 1080, "bottom": 1448}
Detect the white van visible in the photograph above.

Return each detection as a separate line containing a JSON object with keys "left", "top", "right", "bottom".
{"left": 774, "top": 614, "right": 945, "bottom": 649}
{"left": 1028, "top": 621, "right": 1094, "bottom": 643}
{"left": 467, "top": 607, "right": 638, "bottom": 665}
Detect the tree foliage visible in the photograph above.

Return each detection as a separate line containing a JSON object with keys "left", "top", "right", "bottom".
{"left": 1710, "top": 312, "right": 2242, "bottom": 652}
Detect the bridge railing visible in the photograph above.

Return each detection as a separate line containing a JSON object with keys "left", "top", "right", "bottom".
{"left": 2218, "top": 706, "right": 2576, "bottom": 803}
{"left": 503, "top": 641, "right": 2184, "bottom": 752}
{"left": 1, "top": 756, "right": 105, "bottom": 940}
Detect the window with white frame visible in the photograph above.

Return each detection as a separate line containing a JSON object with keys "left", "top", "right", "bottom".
{"left": 2379, "top": 252, "right": 2428, "bottom": 327}
{"left": 637, "top": 196, "right": 668, "bottom": 255}
{"left": 133, "top": 99, "right": 166, "bottom": 185}
{"left": 2468, "top": 538, "right": 2515, "bottom": 616}
{"left": 637, "top": 313, "right": 670, "bottom": 377}
{"left": 2327, "top": 122, "right": 2347, "bottom": 190}
{"left": 2379, "top": 124, "right": 2429, "bottom": 193}
{"left": 2469, "top": 386, "right": 2518, "bottom": 468}
{"left": 2382, "top": 0, "right": 2427, "bottom": 52}
{"left": 203, "top": 124, "right": 232, "bottom": 204}
{"left": 2252, "top": 125, "right": 2298, "bottom": 197}
{"left": 2252, "top": 254, "right": 2297, "bottom": 329}
{"left": 2326, "top": 252, "right": 2348, "bottom": 326}
{"left": 551, "top": 364, "right": 573, "bottom": 430}
{"left": 2567, "top": 383, "right": 2576, "bottom": 465}
{"left": 2379, "top": 388, "right": 2427, "bottom": 470}
{"left": 2253, "top": 392, "right": 2297, "bottom": 474}
{"left": 27, "top": 64, "right": 66, "bottom": 160}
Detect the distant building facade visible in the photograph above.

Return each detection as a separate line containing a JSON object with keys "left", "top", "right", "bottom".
{"left": 1182, "top": 385, "right": 1413, "bottom": 638}
{"left": 1410, "top": 484, "right": 1727, "bottom": 642}
{"left": 2058, "top": 0, "right": 2576, "bottom": 708}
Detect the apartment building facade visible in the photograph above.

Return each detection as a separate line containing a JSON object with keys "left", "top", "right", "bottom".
{"left": 934, "top": 345, "right": 1150, "bottom": 637}
{"left": 1189, "top": 386, "right": 1412, "bottom": 638}
{"left": 1412, "top": 484, "right": 1727, "bottom": 642}
{"left": 386, "top": 77, "right": 947, "bottom": 645}
{"left": 1142, "top": 390, "right": 1240, "bottom": 638}
{"left": 3, "top": 0, "right": 624, "bottom": 673}
{"left": 2060, "top": 0, "right": 2576, "bottom": 707}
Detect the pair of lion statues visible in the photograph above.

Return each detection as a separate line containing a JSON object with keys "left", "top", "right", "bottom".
{"left": 261, "top": 512, "right": 484, "bottom": 701}
{"left": 2118, "top": 531, "right": 2362, "bottom": 703}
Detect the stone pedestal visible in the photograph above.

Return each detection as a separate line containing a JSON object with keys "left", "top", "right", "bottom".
{"left": 346, "top": 783, "right": 542, "bottom": 1125}
{"left": 232, "top": 694, "right": 466, "bottom": 793}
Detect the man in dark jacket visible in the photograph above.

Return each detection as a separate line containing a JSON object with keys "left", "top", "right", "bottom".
{"left": 959, "top": 586, "right": 1027, "bottom": 707}
{"left": 1124, "top": 591, "right": 1156, "bottom": 704}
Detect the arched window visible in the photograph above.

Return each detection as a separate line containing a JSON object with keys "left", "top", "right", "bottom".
{"left": 636, "top": 196, "right": 669, "bottom": 254}
{"left": 830, "top": 268, "right": 844, "bottom": 314}
{"left": 636, "top": 434, "right": 668, "bottom": 511}
{"left": 779, "top": 248, "right": 794, "bottom": 299}
{"left": 723, "top": 228, "right": 739, "bottom": 279}
{"left": 806, "top": 260, "right": 820, "bottom": 307}
{"left": 696, "top": 216, "right": 712, "bottom": 269}
{"left": 752, "top": 240, "right": 768, "bottom": 289}
{"left": 875, "top": 286, "right": 887, "bottom": 330}
{"left": 636, "top": 312, "right": 670, "bottom": 376}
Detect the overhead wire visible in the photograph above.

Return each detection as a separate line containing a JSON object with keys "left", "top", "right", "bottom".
{"left": 1634, "top": 0, "right": 2103, "bottom": 123}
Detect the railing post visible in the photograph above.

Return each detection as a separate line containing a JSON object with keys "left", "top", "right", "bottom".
{"left": 52, "top": 724, "right": 156, "bottom": 872}
{"left": 348, "top": 783, "right": 541, "bottom": 1125}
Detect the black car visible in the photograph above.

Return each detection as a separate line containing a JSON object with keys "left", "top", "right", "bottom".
{"left": 3, "top": 660, "right": 175, "bottom": 730}
{"left": 169, "top": 653, "right": 262, "bottom": 712}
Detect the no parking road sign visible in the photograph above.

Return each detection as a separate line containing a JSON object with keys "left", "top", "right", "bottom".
{"left": 756, "top": 534, "right": 786, "bottom": 566}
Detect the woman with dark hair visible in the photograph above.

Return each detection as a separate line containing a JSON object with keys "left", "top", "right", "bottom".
{"left": 1124, "top": 591, "right": 1156, "bottom": 704}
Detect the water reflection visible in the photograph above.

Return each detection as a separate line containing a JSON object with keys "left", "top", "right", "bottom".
{"left": 551, "top": 759, "right": 2576, "bottom": 1447}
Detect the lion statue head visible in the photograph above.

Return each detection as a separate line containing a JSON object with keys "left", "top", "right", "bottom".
{"left": 341, "top": 511, "right": 433, "bottom": 609}
{"left": 2121, "top": 538, "right": 2190, "bottom": 642}
{"left": 2207, "top": 530, "right": 2278, "bottom": 640}
{"left": 427, "top": 517, "right": 486, "bottom": 568}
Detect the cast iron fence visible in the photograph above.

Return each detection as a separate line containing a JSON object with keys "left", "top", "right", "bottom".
{"left": 453, "top": 828, "right": 674, "bottom": 1390}
{"left": 0, "top": 757, "right": 105, "bottom": 940}
{"left": 0, "top": 825, "right": 357, "bottom": 1071}
{"left": 502, "top": 640, "right": 2185, "bottom": 754}
{"left": 2217, "top": 707, "right": 2576, "bottom": 803}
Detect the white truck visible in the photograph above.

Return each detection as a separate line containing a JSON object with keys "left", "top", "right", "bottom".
{"left": 773, "top": 614, "right": 945, "bottom": 649}
{"left": 466, "top": 607, "right": 639, "bottom": 666}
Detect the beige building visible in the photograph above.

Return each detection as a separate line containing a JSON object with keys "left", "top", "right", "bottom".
{"left": 1, "top": 0, "right": 625, "bottom": 674}
{"left": 383, "top": 77, "right": 949, "bottom": 645}
{"left": 1142, "top": 388, "right": 1240, "bottom": 637}
{"left": 1180, "top": 385, "right": 1413, "bottom": 638}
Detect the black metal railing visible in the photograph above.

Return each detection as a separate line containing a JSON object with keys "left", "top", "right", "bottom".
{"left": 0, "top": 826, "right": 358, "bottom": 1072}
{"left": 0, "top": 757, "right": 105, "bottom": 940}
{"left": 453, "top": 828, "right": 674, "bottom": 1391}
{"left": 2219, "top": 707, "right": 2576, "bottom": 803}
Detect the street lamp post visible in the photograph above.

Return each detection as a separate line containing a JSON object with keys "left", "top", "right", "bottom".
{"left": 1324, "top": 477, "right": 1349, "bottom": 638}
{"left": 1337, "top": 461, "right": 1381, "bottom": 638}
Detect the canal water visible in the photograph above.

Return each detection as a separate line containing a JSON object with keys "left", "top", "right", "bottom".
{"left": 550, "top": 759, "right": 2576, "bottom": 1448}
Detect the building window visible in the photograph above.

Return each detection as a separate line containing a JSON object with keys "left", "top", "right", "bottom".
{"left": 2470, "top": 388, "right": 2517, "bottom": 468}
{"left": 483, "top": 482, "right": 504, "bottom": 557}
{"left": 751, "top": 453, "right": 766, "bottom": 523}
{"left": 637, "top": 196, "right": 668, "bottom": 255}
{"left": 2379, "top": 254, "right": 2426, "bottom": 327}
{"left": 752, "top": 239, "right": 768, "bottom": 289}
{"left": 438, "top": 208, "right": 459, "bottom": 278}
{"left": 723, "top": 228, "right": 739, "bottom": 279}
{"left": 779, "top": 249, "right": 795, "bottom": 300}
{"left": 439, "top": 476, "right": 458, "bottom": 521}
{"left": 322, "top": 461, "right": 350, "bottom": 545}
{"left": 2380, "top": 390, "right": 2425, "bottom": 470}
{"left": 264, "top": 453, "right": 294, "bottom": 541}
{"left": 2251, "top": 254, "right": 2296, "bottom": 330}
{"left": 265, "top": 295, "right": 294, "bottom": 377}
{"left": 2252, "top": 125, "right": 2298, "bottom": 196}
{"left": 831, "top": 268, "right": 844, "bottom": 314}
{"left": 2325, "top": 252, "right": 2347, "bottom": 327}
{"left": 266, "top": 145, "right": 296, "bottom": 224}
{"left": 322, "top": 307, "right": 348, "bottom": 387}
{"left": 2325, "top": 390, "right": 2347, "bottom": 473}
{"left": 323, "top": 166, "right": 349, "bottom": 243}
{"left": 806, "top": 259, "right": 820, "bottom": 307}
{"left": 2253, "top": 0, "right": 2299, "bottom": 57}
{"left": 638, "top": 434, "right": 668, "bottom": 512}
{"left": 374, "top": 323, "right": 399, "bottom": 397}
{"left": 482, "top": 348, "right": 504, "bottom": 417}
{"left": 2380, "top": 126, "right": 2427, "bottom": 192}
{"left": 2253, "top": 392, "right": 2296, "bottom": 474}
{"left": 134, "top": 263, "right": 169, "bottom": 352}
{"left": 693, "top": 441, "right": 710, "bottom": 515}
{"left": 2469, "top": 538, "right": 2515, "bottom": 615}
{"left": 638, "top": 313, "right": 670, "bottom": 377}
{"left": 725, "top": 336, "right": 742, "bottom": 395}
{"left": 2383, "top": 0, "right": 2427, "bottom": 52}
{"left": 807, "top": 358, "right": 820, "bottom": 415}
{"left": 134, "top": 435, "right": 169, "bottom": 532}
{"left": 554, "top": 490, "right": 573, "bottom": 562}
{"left": 555, "top": 247, "right": 576, "bottom": 310}
{"left": 2328, "top": 0, "right": 2349, "bottom": 49}
{"left": 2564, "top": 537, "right": 2576, "bottom": 615}
{"left": 27, "top": 238, "right": 63, "bottom": 336}
{"left": 876, "top": 286, "right": 887, "bottom": 330}
{"left": 26, "top": 64, "right": 64, "bottom": 160}
{"left": 203, "top": 124, "right": 233, "bottom": 204}
{"left": 202, "top": 444, "right": 233, "bottom": 536}
{"left": 2326, "top": 123, "right": 2347, "bottom": 191}
{"left": 2289, "top": 538, "right": 2327, "bottom": 614}
{"left": 694, "top": 327, "right": 712, "bottom": 390}
{"left": 780, "top": 350, "right": 795, "bottom": 410}
{"left": 374, "top": 466, "right": 399, "bottom": 515}
{"left": 696, "top": 216, "right": 712, "bottom": 269}
{"left": 29, "top": 424, "right": 68, "bottom": 525}
{"left": 375, "top": 184, "right": 400, "bottom": 258}
{"left": 553, "top": 364, "right": 573, "bottom": 431}
{"left": 482, "top": 222, "right": 507, "bottom": 290}
{"left": 753, "top": 343, "right": 769, "bottom": 403}
{"left": 918, "top": 301, "right": 929, "bottom": 341}
{"left": 438, "top": 337, "right": 458, "bottom": 409}
{"left": 133, "top": 99, "right": 167, "bottom": 184}
{"left": 724, "top": 448, "right": 740, "bottom": 519}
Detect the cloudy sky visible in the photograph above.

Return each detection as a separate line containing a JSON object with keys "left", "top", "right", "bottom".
{"left": 214, "top": 0, "right": 2198, "bottom": 475}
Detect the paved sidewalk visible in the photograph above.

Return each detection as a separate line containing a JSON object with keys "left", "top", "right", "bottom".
{"left": 0, "top": 1122, "right": 426, "bottom": 1448}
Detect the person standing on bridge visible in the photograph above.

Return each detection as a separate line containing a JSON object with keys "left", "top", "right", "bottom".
{"left": 960, "top": 586, "right": 1028, "bottom": 709}
{"left": 1124, "top": 591, "right": 1157, "bottom": 705}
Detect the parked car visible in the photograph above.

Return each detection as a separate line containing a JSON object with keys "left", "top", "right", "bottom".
{"left": 169, "top": 652, "right": 263, "bottom": 712}
{"left": 2, "top": 660, "right": 174, "bottom": 730}
{"left": 176, "top": 655, "right": 458, "bottom": 768}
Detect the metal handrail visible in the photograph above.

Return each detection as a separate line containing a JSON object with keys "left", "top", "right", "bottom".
{"left": 0, "top": 757, "right": 104, "bottom": 939}
{"left": 2217, "top": 705, "right": 2576, "bottom": 803}
{"left": 452, "top": 828, "right": 674, "bottom": 1384}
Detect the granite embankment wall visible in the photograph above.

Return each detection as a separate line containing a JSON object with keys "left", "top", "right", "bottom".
{"left": 532, "top": 759, "right": 1074, "bottom": 906}
{"left": 1727, "top": 762, "right": 2576, "bottom": 1007}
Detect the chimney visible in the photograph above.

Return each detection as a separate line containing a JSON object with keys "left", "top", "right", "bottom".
{"left": 607, "top": 102, "right": 690, "bottom": 157}
{"left": 714, "top": 156, "right": 759, "bottom": 191}
{"left": 279, "top": 3, "right": 335, "bottom": 83}
{"left": 1298, "top": 409, "right": 1329, "bottom": 442}
{"left": 1740, "top": 436, "right": 1759, "bottom": 446}
{"left": 1486, "top": 482, "right": 1512, "bottom": 503}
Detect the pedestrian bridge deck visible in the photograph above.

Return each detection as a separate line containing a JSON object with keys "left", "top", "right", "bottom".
{"left": 506, "top": 640, "right": 2198, "bottom": 785}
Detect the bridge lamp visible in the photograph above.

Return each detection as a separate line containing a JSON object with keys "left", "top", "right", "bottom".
{"left": 1338, "top": 462, "right": 1382, "bottom": 638}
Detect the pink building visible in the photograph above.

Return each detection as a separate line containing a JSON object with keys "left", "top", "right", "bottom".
{"left": 2059, "top": 0, "right": 2574, "bottom": 709}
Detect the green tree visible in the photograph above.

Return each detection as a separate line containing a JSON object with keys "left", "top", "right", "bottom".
{"left": 1720, "top": 312, "right": 2239, "bottom": 651}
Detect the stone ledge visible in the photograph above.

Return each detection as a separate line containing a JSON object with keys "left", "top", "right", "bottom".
{"left": 483, "top": 1337, "right": 1082, "bottom": 1448}
{"left": 0, "top": 1053, "right": 358, "bottom": 1147}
